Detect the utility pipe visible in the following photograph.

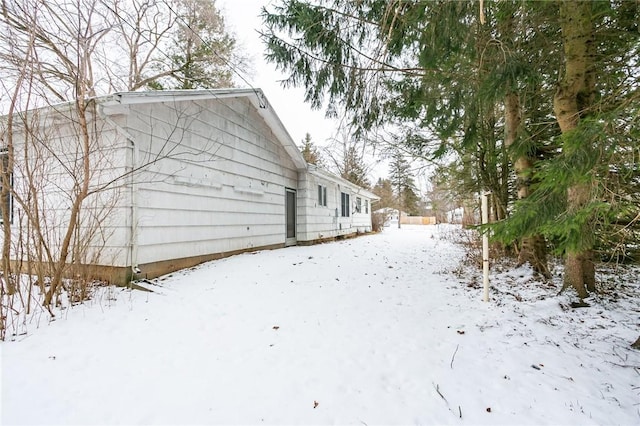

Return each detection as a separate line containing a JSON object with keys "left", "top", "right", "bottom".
{"left": 97, "top": 105, "right": 139, "bottom": 280}
{"left": 482, "top": 191, "right": 490, "bottom": 302}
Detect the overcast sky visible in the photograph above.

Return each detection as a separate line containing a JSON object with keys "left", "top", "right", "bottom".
{"left": 219, "top": 0, "right": 427, "bottom": 190}
{"left": 219, "top": 0, "right": 338, "bottom": 148}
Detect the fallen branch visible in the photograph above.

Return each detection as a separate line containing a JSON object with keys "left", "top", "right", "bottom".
{"left": 433, "top": 382, "right": 462, "bottom": 419}
{"left": 606, "top": 361, "right": 640, "bottom": 369}
{"left": 450, "top": 344, "right": 459, "bottom": 369}
{"left": 490, "top": 285, "right": 522, "bottom": 301}
{"left": 434, "top": 383, "right": 447, "bottom": 402}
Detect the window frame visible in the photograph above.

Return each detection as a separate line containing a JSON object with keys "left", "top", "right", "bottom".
{"left": 340, "top": 192, "right": 350, "bottom": 217}
{"left": 318, "top": 184, "right": 327, "bottom": 207}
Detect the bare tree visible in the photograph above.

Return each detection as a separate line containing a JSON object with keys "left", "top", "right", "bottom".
{"left": 105, "top": 0, "right": 246, "bottom": 91}
{"left": 325, "top": 127, "right": 371, "bottom": 189}
{"left": 0, "top": 0, "right": 229, "bottom": 338}
{"left": 106, "top": 0, "right": 180, "bottom": 91}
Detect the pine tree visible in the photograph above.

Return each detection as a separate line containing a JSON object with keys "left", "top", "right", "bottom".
{"left": 325, "top": 130, "right": 370, "bottom": 188}
{"left": 299, "top": 133, "right": 324, "bottom": 166}
{"left": 154, "top": 0, "right": 242, "bottom": 90}
{"left": 340, "top": 146, "right": 370, "bottom": 188}
{"left": 495, "top": 1, "right": 640, "bottom": 295}
{"left": 388, "top": 151, "right": 416, "bottom": 228}
{"left": 402, "top": 186, "right": 421, "bottom": 216}
{"left": 372, "top": 178, "right": 394, "bottom": 210}
{"left": 261, "top": 0, "right": 640, "bottom": 292}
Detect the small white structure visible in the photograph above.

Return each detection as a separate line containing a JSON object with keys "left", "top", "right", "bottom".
{"left": 448, "top": 207, "right": 464, "bottom": 224}
{"left": 2, "top": 89, "right": 378, "bottom": 283}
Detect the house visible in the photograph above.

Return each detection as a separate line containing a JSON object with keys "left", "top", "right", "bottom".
{"left": 374, "top": 207, "right": 406, "bottom": 227}
{"left": 1, "top": 89, "right": 378, "bottom": 284}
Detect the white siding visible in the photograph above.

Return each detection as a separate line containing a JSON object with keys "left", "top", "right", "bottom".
{"left": 124, "top": 97, "right": 299, "bottom": 265}
{"left": 2, "top": 90, "right": 375, "bottom": 280}
{"left": 297, "top": 171, "right": 374, "bottom": 241}
{"left": 3, "top": 110, "right": 132, "bottom": 268}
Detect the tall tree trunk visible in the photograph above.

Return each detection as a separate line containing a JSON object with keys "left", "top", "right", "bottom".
{"left": 504, "top": 92, "right": 549, "bottom": 276}
{"left": 553, "top": 0, "right": 596, "bottom": 298}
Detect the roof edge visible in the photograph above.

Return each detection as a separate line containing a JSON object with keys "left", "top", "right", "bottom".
{"left": 110, "top": 88, "right": 260, "bottom": 105}
{"left": 308, "top": 165, "right": 380, "bottom": 200}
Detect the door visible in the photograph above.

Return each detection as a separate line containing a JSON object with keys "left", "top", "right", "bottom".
{"left": 285, "top": 188, "right": 297, "bottom": 246}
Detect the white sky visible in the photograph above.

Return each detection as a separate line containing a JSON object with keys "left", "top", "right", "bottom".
{"left": 219, "top": 0, "right": 338, "bottom": 147}
{"left": 219, "top": 0, "right": 427, "bottom": 190}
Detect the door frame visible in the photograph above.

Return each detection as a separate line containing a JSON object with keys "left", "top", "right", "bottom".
{"left": 285, "top": 187, "right": 297, "bottom": 246}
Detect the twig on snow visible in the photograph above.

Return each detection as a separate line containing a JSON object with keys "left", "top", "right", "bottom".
{"left": 450, "top": 344, "right": 459, "bottom": 369}
{"left": 606, "top": 361, "right": 640, "bottom": 369}
{"left": 433, "top": 382, "right": 463, "bottom": 419}
{"left": 434, "top": 383, "right": 447, "bottom": 402}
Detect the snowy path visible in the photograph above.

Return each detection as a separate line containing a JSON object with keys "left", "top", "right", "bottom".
{"left": 2, "top": 225, "right": 639, "bottom": 425}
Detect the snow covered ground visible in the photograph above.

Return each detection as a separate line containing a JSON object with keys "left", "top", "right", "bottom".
{"left": 1, "top": 225, "right": 639, "bottom": 425}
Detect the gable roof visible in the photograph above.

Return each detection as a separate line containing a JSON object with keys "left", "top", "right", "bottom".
{"left": 100, "top": 88, "right": 308, "bottom": 170}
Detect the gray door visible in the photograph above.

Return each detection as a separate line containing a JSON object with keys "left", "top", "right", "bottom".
{"left": 285, "top": 188, "right": 296, "bottom": 245}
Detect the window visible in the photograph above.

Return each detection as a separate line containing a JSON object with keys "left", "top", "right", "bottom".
{"left": 0, "top": 149, "right": 13, "bottom": 224}
{"left": 340, "top": 192, "right": 350, "bottom": 217}
{"left": 365, "top": 199, "right": 369, "bottom": 214}
{"left": 355, "top": 197, "right": 362, "bottom": 213}
{"left": 318, "top": 184, "right": 327, "bottom": 206}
